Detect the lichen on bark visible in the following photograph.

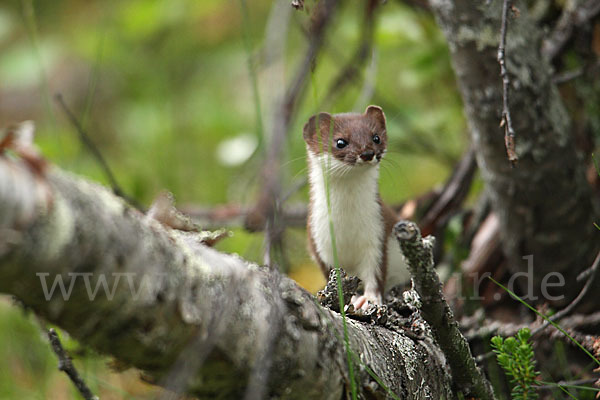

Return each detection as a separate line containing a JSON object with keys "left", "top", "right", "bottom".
{"left": 429, "top": 0, "right": 599, "bottom": 307}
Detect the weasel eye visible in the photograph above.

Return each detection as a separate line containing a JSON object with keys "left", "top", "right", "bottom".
{"left": 336, "top": 138, "right": 348, "bottom": 149}
{"left": 372, "top": 134, "right": 381, "bottom": 144}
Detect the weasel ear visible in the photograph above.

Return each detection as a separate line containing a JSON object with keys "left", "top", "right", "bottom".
{"left": 365, "top": 105, "right": 386, "bottom": 129}
{"left": 303, "top": 112, "right": 333, "bottom": 142}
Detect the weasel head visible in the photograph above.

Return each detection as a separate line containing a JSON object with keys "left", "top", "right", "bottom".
{"left": 303, "top": 105, "right": 388, "bottom": 170}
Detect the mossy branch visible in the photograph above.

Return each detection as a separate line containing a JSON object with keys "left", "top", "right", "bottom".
{"left": 394, "top": 220, "right": 497, "bottom": 400}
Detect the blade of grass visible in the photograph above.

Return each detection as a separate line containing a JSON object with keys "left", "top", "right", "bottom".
{"left": 81, "top": 32, "right": 105, "bottom": 130}
{"left": 488, "top": 277, "right": 600, "bottom": 366}
{"left": 594, "top": 154, "right": 599, "bottom": 230}
{"left": 238, "top": 0, "right": 265, "bottom": 151}
{"left": 554, "top": 384, "right": 578, "bottom": 399}
{"left": 21, "top": 0, "right": 57, "bottom": 133}
{"left": 310, "top": 71, "right": 357, "bottom": 399}
{"left": 540, "top": 380, "right": 600, "bottom": 393}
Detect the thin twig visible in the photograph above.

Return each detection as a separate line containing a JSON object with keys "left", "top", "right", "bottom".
{"left": 47, "top": 328, "right": 99, "bottom": 400}
{"left": 541, "top": 0, "right": 600, "bottom": 61}
{"left": 419, "top": 146, "right": 476, "bottom": 236}
{"left": 553, "top": 60, "right": 600, "bottom": 85}
{"left": 182, "top": 192, "right": 439, "bottom": 231}
{"left": 55, "top": 94, "right": 140, "bottom": 208}
{"left": 352, "top": 47, "right": 378, "bottom": 111}
{"left": 464, "top": 310, "right": 600, "bottom": 343}
{"left": 280, "top": 178, "right": 307, "bottom": 203}
{"left": 553, "top": 66, "right": 585, "bottom": 85}
{"left": 532, "top": 250, "right": 600, "bottom": 336}
{"left": 244, "top": 0, "right": 338, "bottom": 266}
{"left": 183, "top": 143, "right": 471, "bottom": 232}
{"left": 182, "top": 203, "right": 307, "bottom": 230}
{"left": 497, "top": 0, "right": 518, "bottom": 165}
{"left": 321, "top": 0, "right": 379, "bottom": 108}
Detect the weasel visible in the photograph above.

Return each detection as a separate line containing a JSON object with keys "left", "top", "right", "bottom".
{"left": 303, "top": 105, "right": 410, "bottom": 310}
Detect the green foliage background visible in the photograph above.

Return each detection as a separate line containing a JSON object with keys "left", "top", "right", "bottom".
{"left": 0, "top": 0, "right": 466, "bottom": 397}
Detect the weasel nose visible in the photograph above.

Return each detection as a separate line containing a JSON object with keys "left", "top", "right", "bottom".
{"left": 360, "top": 151, "right": 375, "bottom": 161}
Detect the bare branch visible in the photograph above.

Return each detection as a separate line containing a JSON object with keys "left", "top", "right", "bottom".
{"left": 497, "top": 0, "right": 518, "bottom": 165}
{"left": 553, "top": 66, "right": 585, "bottom": 85}
{"left": 531, "top": 250, "right": 600, "bottom": 336}
{"left": 244, "top": 0, "right": 339, "bottom": 267}
{"left": 463, "top": 310, "right": 600, "bottom": 342}
{"left": 181, "top": 203, "right": 307, "bottom": 230}
{"left": 245, "top": 0, "right": 337, "bottom": 227}
{"left": 419, "top": 147, "right": 476, "bottom": 237}
{"left": 542, "top": 0, "right": 600, "bottom": 61}
{"left": 182, "top": 146, "right": 475, "bottom": 235}
{"left": 321, "top": 0, "right": 379, "bottom": 108}
{"left": 47, "top": 328, "right": 99, "bottom": 400}
{"left": 394, "top": 220, "right": 496, "bottom": 400}
{"left": 553, "top": 60, "right": 600, "bottom": 85}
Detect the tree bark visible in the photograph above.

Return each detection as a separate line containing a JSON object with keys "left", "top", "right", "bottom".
{"left": 429, "top": 0, "right": 599, "bottom": 306}
{"left": 395, "top": 221, "right": 496, "bottom": 400}
{"left": 0, "top": 156, "right": 454, "bottom": 399}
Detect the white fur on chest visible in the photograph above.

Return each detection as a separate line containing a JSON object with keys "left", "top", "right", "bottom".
{"left": 307, "top": 151, "right": 384, "bottom": 288}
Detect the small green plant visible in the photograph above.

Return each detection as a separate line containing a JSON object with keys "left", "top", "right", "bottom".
{"left": 491, "top": 328, "right": 540, "bottom": 400}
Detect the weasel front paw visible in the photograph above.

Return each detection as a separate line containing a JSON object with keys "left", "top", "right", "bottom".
{"left": 351, "top": 292, "right": 382, "bottom": 311}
